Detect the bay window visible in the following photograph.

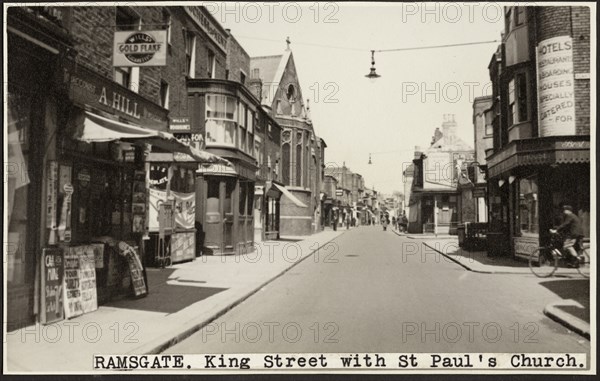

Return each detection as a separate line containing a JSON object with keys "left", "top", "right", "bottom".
{"left": 508, "top": 73, "right": 528, "bottom": 127}
{"left": 246, "top": 109, "right": 254, "bottom": 156}
{"left": 238, "top": 103, "right": 247, "bottom": 152}
{"left": 206, "top": 94, "right": 237, "bottom": 146}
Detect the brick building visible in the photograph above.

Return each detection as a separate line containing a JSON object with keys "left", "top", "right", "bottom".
{"left": 485, "top": 6, "right": 591, "bottom": 258}
{"left": 6, "top": 5, "right": 231, "bottom": 329}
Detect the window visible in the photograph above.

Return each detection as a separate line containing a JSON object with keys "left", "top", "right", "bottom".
{"left": 246, "top": 109, "right": 254, "bottom": 156}
{"left": 207, "top": 50, "right": 216, "bottom": 78}
{"left": 159, "top": 81, "right": 169, "bottom": 109}
{"left": 516, "top": 73, "right": 528, "bottom": 122}
{"left": 276, "top": 100, "right": 282, "bottom": 115}
{"left": 508, "top": 73, "right": 528, "bottom": 126}
{"left": 505, "top": 7, "right": 513, "bottom": 34}
{"left": 282, "top": 143, "right": 290, "bottom": 185}
{"left": 163, "top": 10, "right": 172, "bottom": 45}
{"left": 287, "top": 84, "right": 296, "bottom": 102}
{"left": 205, "top": 95, "right": 236, "bottom": 146}
{"left": 515, "top": 7, "right": 525, "bottom": 26}
{"left": 240, "top": 71, "right": 246, "bottom": 85}
{"left": 238, "top": 103, "right": 247, "bottom": 152}
{"left": 252, "top": 68, "right": 260, "bottom": 78}
{"left": 254, "top": 136, "right": 262, "bottom": 173}
{"left": 484, "top": 111, "right": 493, "bottom": 136}
{"left": 296, "top": 143, "right": 302, "bottom": 187}
{"left": 508, "top": 79, "right": 515, "bottom": 126}
{"left": 185, "top": 31, "right": 196, "bottom": 78}
{"left": 518, "top": 177, "right": 538, "bottom": 234}
{"left": 114, "top": 7, "right": 139, "bottom": 89}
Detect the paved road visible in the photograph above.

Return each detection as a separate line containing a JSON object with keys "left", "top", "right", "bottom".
{"left": 166, "top": 225, "right": 589, "bottom": 358}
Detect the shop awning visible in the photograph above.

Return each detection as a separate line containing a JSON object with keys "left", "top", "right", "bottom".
{"left": 73, "top": 110, "right": 231, "bottom": 166}
{"left": 273, "top": 183, "right": 308, "bottom": 208}
{"left": 487, "top": 136, "right": 590, "bottom": 178}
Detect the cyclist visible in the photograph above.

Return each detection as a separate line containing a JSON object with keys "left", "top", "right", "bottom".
{"left": 550, "top": 204, "right": 584, "bottom": 266}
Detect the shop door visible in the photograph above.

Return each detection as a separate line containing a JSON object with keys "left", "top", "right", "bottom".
{"left": 204, "top": 177, "right": 236, "bottom": 254}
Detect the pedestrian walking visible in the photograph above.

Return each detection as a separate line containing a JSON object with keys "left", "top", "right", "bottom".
{"left": 332, "top": 208, "right": 338, "bottom": 231}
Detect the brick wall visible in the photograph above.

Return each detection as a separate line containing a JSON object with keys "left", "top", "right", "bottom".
{"left": 226, "top": 33, "right": 250, "bottom": 83}
{"left": 572, "top": 6, "right": 590, "bottom": 135}
{"left": 68, "top": 6, "right": 227, "bottom": 119}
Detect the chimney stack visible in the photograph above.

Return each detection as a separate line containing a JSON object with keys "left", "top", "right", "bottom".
{"left": 248, "top": 78, "right": 263, "bottom": 102}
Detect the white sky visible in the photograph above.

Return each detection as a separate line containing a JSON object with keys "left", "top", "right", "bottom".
{"left": 212, "top": 2, "right": 505, "bottom": 194}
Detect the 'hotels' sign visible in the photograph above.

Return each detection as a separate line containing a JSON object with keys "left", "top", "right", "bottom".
{"left": 536, "top": 36, "right": 576, "bottom": 136}
{"left": 113, "top": 30, "right": 167, "bottom": 67}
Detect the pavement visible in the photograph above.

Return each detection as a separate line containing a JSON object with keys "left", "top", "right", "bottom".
{"left": 5, "top": 229, "right": 344, "bottom": 373}
{"left": 391, "top": 227, "right": 591, "bottom": 340}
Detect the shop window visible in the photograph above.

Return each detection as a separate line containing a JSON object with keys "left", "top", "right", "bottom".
{"left": 247, "top": 183, "right": 254, "bottom": 215}
{"left": 224, "top": 179, "right": 235, "bottom": 214}
{"left": 7, "top": 90, "right": 32, "bottom": 286}
{"left": 518, "top": 177, "right": 538, "bottom": 235}
{"left": 239, "top": 181, "right": 247, "bottom": 215}
{"left": 206, "top": 178, "right": 220, "bottom": 215}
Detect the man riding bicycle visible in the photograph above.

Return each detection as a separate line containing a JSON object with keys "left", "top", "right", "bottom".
{"left": 550, "top": 204, "right": 585, "bottom": 266}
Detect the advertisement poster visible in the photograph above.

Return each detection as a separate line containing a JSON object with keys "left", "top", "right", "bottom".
{"left": 423, "top": 152, "right": 453, "bottom": 190}
{"left": 41, "top": 248, "right": 64, "bottom": 324}
{"left": 172, "top": 191, "right": 195, "bottom": 229}
{"left": 79, "top": 246, "right": 98, "bottom": 314}
{"left": 113, "top": 30, "right": 167, "bottom": 67}
{"left": 148, "top": 188, "right": 167, "bottom": 231}
{"left": 63, "top": 247, "right": 83, "bottom": 319}
{"left": 537, "top": 36, "right": 576, "bottom": 136}
{"left": 127, "top": 248, "right": 147, "bottom": 297}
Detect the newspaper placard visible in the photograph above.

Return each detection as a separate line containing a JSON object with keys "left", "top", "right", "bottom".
{"left": 79, "top": 246, "right": 98, "bottom": 314}
{"left": 63, "top": 246, "right": 83, "bottom": 319}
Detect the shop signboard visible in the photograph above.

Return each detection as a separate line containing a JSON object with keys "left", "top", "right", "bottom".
{"left": 171, "top": 232, "right": 195, "bottom": 263}
{"left": 169, "top": 117, "right": 191, "bottom": 131}
{"left": 41, "top": 248, "right": 64, "bottom": 324}
{"left": 113, "top": 30, "right": 167, "bottom": 67}
{"left": 514, "top": 236, "right": 539, "bottom": 261}
{"left": 126, "top": 247, "right": 147, "bottom": 297}
{"left": 536, "top": 36, "right": 576, "bottom": 136}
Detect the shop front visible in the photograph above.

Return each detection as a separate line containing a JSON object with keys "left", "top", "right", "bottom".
{"left": 196, "top": 162, "right": 257, "bottom": 255}
{"left": 487, "top": 136, "right": 590, "bottom": 259}
{"left": 254, "top": 181, "right": 283, "bottom": 242}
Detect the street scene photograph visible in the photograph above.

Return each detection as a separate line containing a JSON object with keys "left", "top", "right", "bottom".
{"left": 3, "top": 1, "right": 595, "bottom": 375}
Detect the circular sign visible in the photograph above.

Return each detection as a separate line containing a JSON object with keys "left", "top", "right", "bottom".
{"left": 119, "top": 32, "right": 161, "bottom": 64}
{"left": 64, "top": 183, "right": 74, "bottom": 195}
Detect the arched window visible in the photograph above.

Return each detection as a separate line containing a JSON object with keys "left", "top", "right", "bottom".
{"left": 296, "top": 143, "right": 302, "bottom": 187}
{"left": 282, "top": 143, "right": 290, "bottom": 185}
{"left": 286, "top": 84, "right": 296, "bottom": 102}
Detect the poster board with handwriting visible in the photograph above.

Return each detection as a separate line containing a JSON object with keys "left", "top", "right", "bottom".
{"left": 41, "top": 248, "right": 64, "bottom": 324}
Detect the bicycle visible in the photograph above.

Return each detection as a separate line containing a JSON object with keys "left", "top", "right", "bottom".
{"left": 529, "top": 231, "right": 590, "bottom": 278}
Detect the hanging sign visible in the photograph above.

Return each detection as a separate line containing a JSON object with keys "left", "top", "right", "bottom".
{"left": 113, "top": 30, "right": 167, "bottom": 67}
{"left": 41, "top": 248, "right": 64, "bottom": 324}
{"left": 46, "top": 161, "right": 58, "bottom": 244}
{"left": 536, "top": 36, "right": 576, "bottom": 136}
{"left": 169, "top": 117, "right": 191, "bottom": 131}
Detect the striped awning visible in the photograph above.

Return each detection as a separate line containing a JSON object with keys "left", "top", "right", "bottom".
{"left": 72, "top": 110, "right": 231, "bottom": 166}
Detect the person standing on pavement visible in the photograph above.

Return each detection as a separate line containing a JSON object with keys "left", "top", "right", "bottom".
{"left": 346, "top": 212, "right": 351, "bottom": 230}
{"left": 332, "top": 208, "right": 338, "bottom": 231}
